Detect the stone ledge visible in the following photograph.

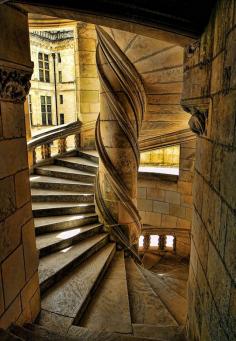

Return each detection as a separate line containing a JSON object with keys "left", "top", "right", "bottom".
{"left": 138, "top": 171, "right": 178, "bottom": 182}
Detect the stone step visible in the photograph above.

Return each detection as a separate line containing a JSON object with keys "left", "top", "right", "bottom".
{"left": 11, "top": 323, "right": 162, "bottom": 341}
{"left": 0, "top": 328, "right": 24, "bottom": 340}
{"left": 39, "top": 233, "right": 110, "bottom": 294}
{"left": 31, "top": 188, "right": 94, "bottom": 203}
{"left": 139, "top": 266, "right": 187, "bottom": 326}
{"left": 35, "top": 164, "right": 95, "bottom": 183}
{"left": 34, "top": 213, "right": 99, "bottom": 235}
{"left": 132, "top": 324, "right": 186, "bottom": 341}
{"left": 77, "top": 150, "right": 99, "bottom": 164}
{"left": 55, "top": 156, "right": 98, "bottom": 174}
{"left": 9, "top": 324, "right": 75, "bottom": 341}
{"left": 30, "top": 175, "right": 94, "bottom": 193}
{"left": 79, "top": 251, "right": 132, "bottom": 334}
{"left": 32, "top": 202, "right": 95, "bottom": 217}
{"left": 39, "top": 243, "right": 116, "bottom": 328}
{"left": 67, "top": 325, "right": 164, "bottom": 340}
{"left": 125, "top": 258, "right": 178, "bottom": 328}
{"left": 37, "top": 223, "right": 104, "bottom": 257}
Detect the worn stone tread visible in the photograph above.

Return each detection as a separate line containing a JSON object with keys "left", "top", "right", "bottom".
{"left": 57, "top": 156, "right": 98, "bottom": 167}
{"left": 32, "top": 202, "right": 96, "bottom": 217}
{"left": 40, "top": 243, "right": 116, "bottom": 323}
{"left": 125, "top": 258, "right": 177, "bottom": 327}
{"left": 36, "top": 223, "right": 103, "bottom": 256}
{"left": 39, "top": 233, "right": 109, "bottom": 293}
{"left": 31, "top": 188, "right": 93, "bottom": 196}
{"left": 32, "top": 202, "right": 95, "bottom": 209}
{"left": 132, "top": 324, "right": 186, "bottom": 340}
{"left": 10, "top": 324, "right": 74, "bottom": 341}
{"left": 77, "top": 150, "right": 99, "bottom": 163}
{"left": 34, "top": 213, "right": 97, "bottom": 228}
{"left": 0, "top": 328, "right": 24, "bottom": 340}
{"left": 34, "top": 213, "right": 99, "bottom": 235}
{"left": 140, "top": 267, "right": 187, "bottom": 325}
{"left": 79, "top": 251, "right": 132, "bottom": 334}
{"left": 30, "top": 175, "right": 93, "bottom": 186}
{"left": 36, "top": 164, "right": 95, "bottom": 177}
{"left": 67, "top": 325, "right": 163, "bottom": 340}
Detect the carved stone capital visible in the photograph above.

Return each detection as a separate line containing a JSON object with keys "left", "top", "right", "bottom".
{"left": 0, "top": 66, "right": 31, "bottom": 103}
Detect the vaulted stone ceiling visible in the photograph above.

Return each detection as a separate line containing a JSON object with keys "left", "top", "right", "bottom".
{"left": 103, "top": 27, "right": 190, "bottom": 140}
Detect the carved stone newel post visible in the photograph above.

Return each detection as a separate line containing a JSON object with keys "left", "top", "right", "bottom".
{"left": 95, "top": 27, "right": 146, "bottom": 260}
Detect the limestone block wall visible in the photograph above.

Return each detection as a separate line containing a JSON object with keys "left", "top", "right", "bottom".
{"left": 0, "top": 6, "right": 40, "bottom": 328}
{"left": 75, "top": 23, "right": 100, "bottom": 149}
{"left": 181, "top": 0, "right": 236, "bottom": 339}
{"left": 138, "top": 139, "right": 196, "bottom": 257}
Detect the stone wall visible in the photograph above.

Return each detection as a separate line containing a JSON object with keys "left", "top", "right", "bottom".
{"left": 75, "top": 23, "right": 100, "bottom": 149}
{"left": 0, "top": 6, "right": 40, "bottom": 328}
{"left": 181, "top": 0, "right": 236, "bottom": 339}
{"left": 138, "top": 139, "right": 196, "bottom": 257}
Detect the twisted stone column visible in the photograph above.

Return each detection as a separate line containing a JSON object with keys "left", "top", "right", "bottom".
{"left": 95, "top": 27, "right": 146, "bottom": 260}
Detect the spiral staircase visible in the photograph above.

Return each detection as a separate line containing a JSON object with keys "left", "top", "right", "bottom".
{"left": 0, "top": 26, "right": 189, "bottom": 341}
{"left": 0, "top": 149, "right": 188, "bottom": 341}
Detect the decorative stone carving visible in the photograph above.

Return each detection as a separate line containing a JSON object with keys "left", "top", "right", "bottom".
{"left": 95, "top": 27, "right": 146, "bottom": 262}
{"left": 188, "top": 109, "right": 208, "bottom": 135}
{"left": 41, "top": 143, "right": 51, "bottom": 159}
{"left": 143, "top": 234, "right": 150, "bottom": 251}
{"left": 58, "top": 137, "right": 67, "bottom": 154}
{"left": 0, "top": 68, "right": 31, "bottom": 103}
{"left": 182, "top": 105, "right": 208, "bottom": 136}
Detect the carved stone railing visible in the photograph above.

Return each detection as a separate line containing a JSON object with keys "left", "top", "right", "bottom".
{"left": 139, "top": 227, "right": 191, "bottom": 258}
{"left": 95, "top": 27, "right": 146, "bottom": 262}
{"left": 140, "top": 232, "right": 177, "bottom": 253}
{"left": 27, "top": 120, "right": 94, "bottom": 168}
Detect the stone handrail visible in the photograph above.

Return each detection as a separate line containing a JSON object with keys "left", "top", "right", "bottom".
{"left": 27, "top": 120, "right": 95, "bottom": 167}
{"left": 27, "top": 121, "right": 82, "bottom": 150}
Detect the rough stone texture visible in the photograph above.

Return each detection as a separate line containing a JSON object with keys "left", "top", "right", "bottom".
{"left": 182, "top": 0, "right": 236, "bottom": 339}
{"left": 0, "top": 5, "right": 40, "bottom": 329}
{"left": 2, "top": 246, "right": 25, "bottom": 308}
{"left": 75, "top": 23, "right": 99, "bottom": 149}
{"left": 138, "top": 140, "right": 195, "bottom": 257}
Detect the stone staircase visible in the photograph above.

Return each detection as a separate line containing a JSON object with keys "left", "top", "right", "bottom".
{"left": 4, "top": 150, "right": 187, "bottom": 341}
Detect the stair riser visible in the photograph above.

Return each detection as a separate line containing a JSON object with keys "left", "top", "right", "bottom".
{"left": 40, "top": 235, "right": 109, "bottom": 295}
{"left": 73, "top": 244, "right": 116, "bottom": 325}
{"left": 77, "top": 150, "right": 99, "bottom": 164}
{"left": 55, "top": 159, "right": 97, "bottom": 174}
{"left": 33, "top": 205, "right": 96, "bottom": 217}
{"left": 35, "top": 216, "right": 99, "bottom": 235}
{"left": 35, "top": 168, "right": 95, "bottom": 183}
{"left": 39, "top": 225, "right": 104, "bottom": 257}
{"left": 31, "top": 181, "right": 94, "bottom": 193}
{"left": 31, "top": 194, "right": 94, "bottom": 203}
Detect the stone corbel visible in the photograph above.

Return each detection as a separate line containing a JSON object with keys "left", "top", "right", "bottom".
{"left": 0, "top": 60, "right": 33, "bottom": 103}
{"left": 182, "top": 105, "right": 208, "bottom": 136}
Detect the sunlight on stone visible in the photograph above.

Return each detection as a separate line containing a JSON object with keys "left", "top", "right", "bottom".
{"left": 60, "top": 246, "right": 72, "bottom": 253}
{"left": 67, "top": 215, "right": 85, "bottom": 220}
{"left": 56, "top": 229, "right": 82, "bottom": 240}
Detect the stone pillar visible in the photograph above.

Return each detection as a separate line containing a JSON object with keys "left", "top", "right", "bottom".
{"left": 74, "top": 23, "right": 100, "bottom": 149}
{"left": 0, "top": 5, "right": 40, "bottom": 328}
{"left": 95, "top": 27, "right": 146, "bottom": 260}
{"left": 143, "top": 234, "right": 150, "bottom": 252}
{"left": 159, "top": 235, "right": 166, "bottom": 251}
